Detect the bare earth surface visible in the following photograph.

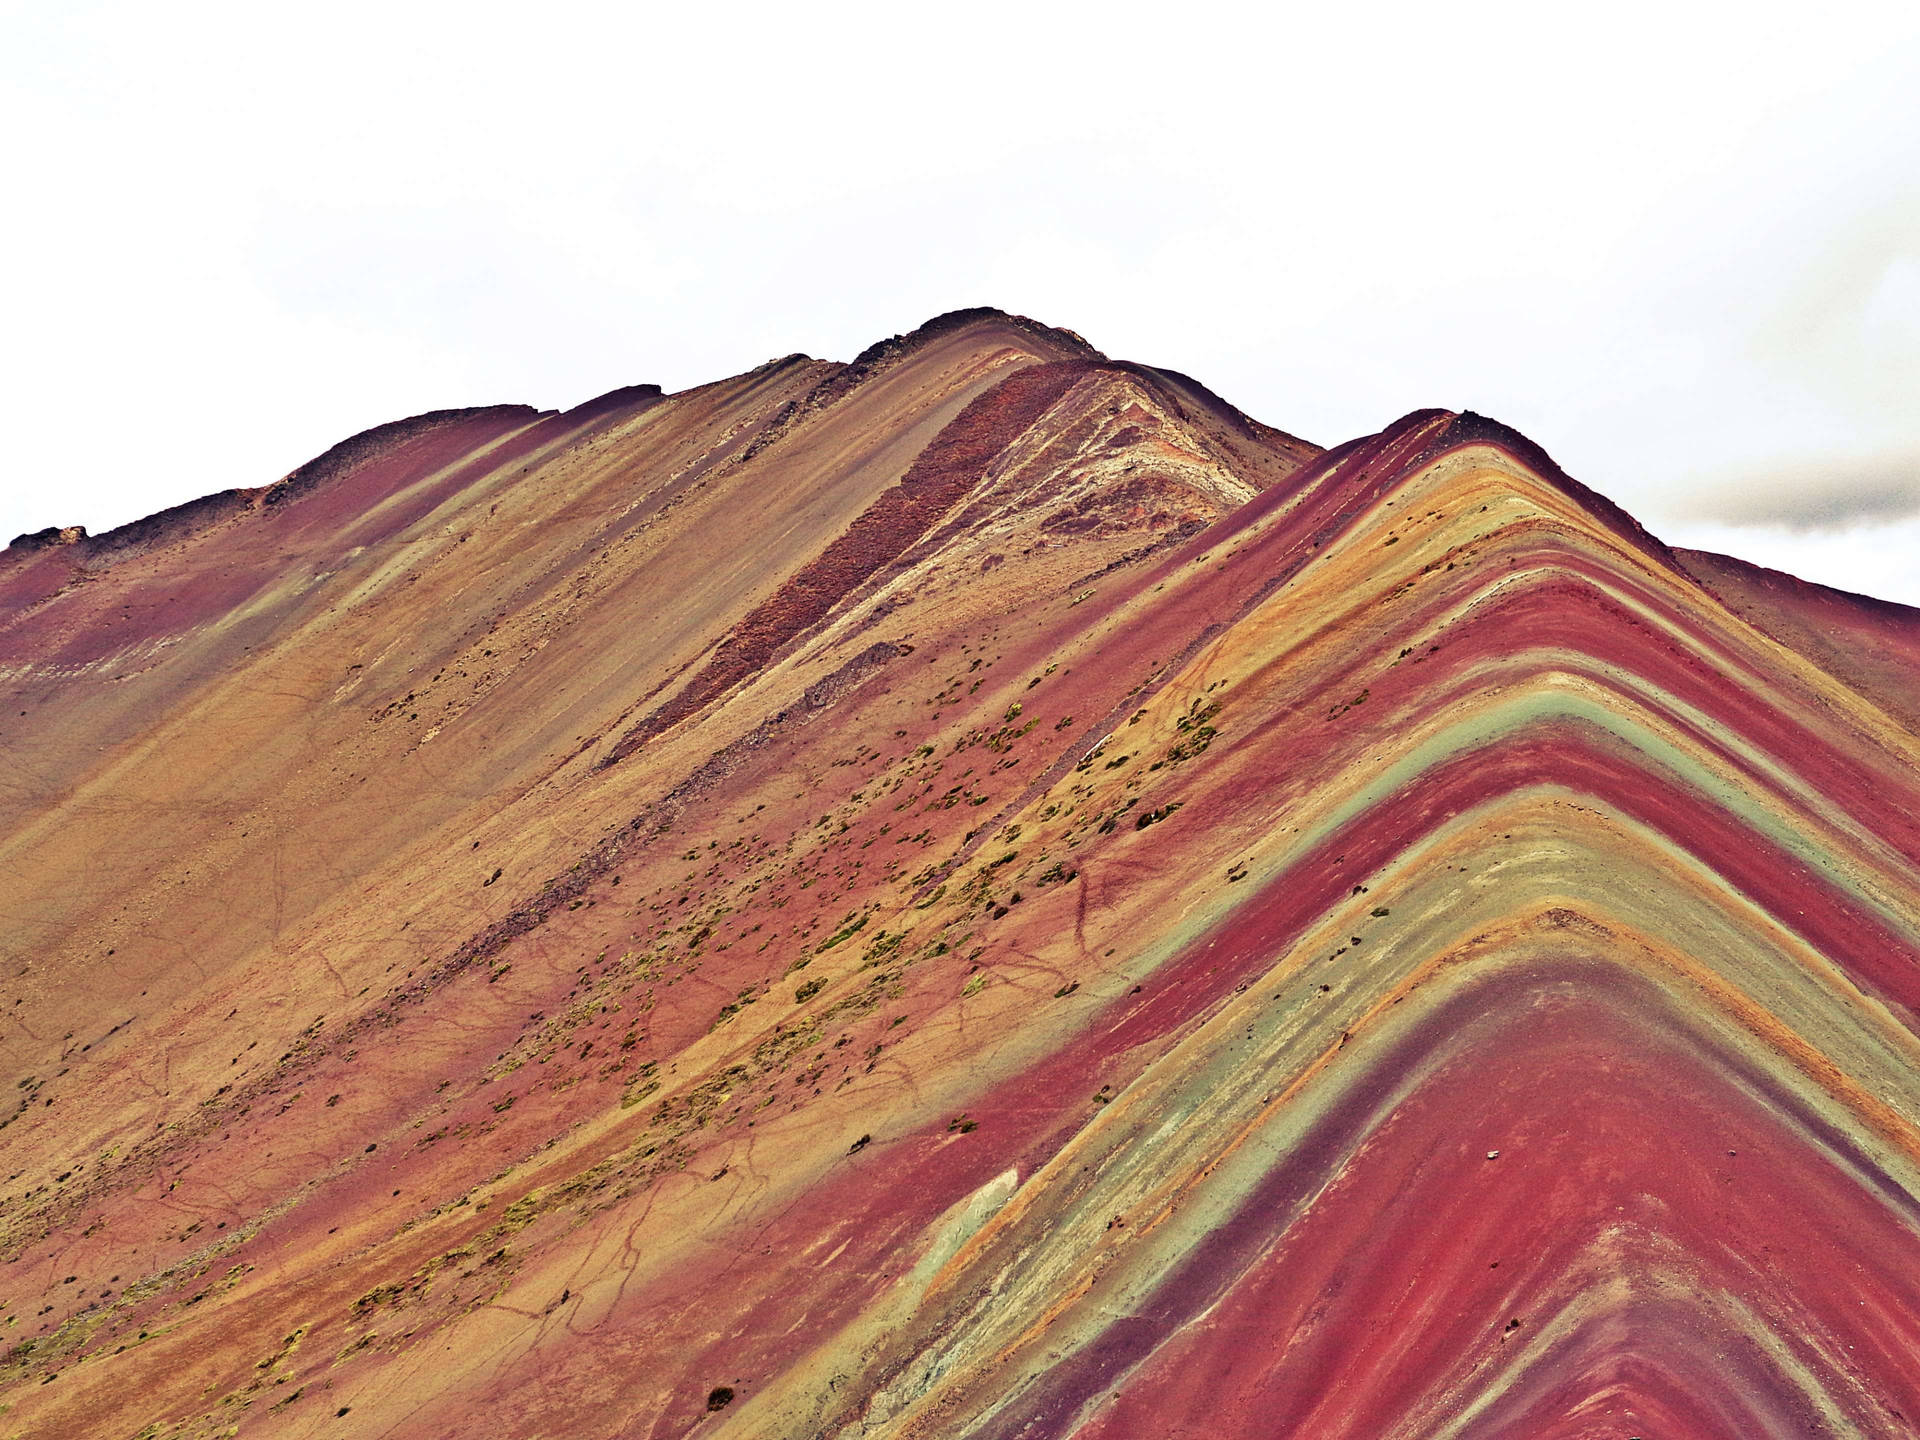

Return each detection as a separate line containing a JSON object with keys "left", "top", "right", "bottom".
{"left": 3, "top": 309, "right": 1919, "bottom": 1438}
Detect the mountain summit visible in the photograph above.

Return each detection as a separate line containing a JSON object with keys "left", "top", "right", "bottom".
{"left": 4, "top": 311, "right": 1920, "bottom": 1438}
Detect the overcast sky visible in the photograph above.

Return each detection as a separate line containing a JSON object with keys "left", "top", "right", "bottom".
{"left": 4, "top": 1, "right": 1918, "bottom": 604}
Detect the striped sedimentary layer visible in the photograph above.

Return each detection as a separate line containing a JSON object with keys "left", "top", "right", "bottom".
{"left": 0, "top": 316, "right": 1916, "bottom": 1439}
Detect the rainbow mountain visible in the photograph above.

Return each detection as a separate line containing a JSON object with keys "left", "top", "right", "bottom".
{"left": 4, "top": 309, "right": 1920, "bottom": 1438}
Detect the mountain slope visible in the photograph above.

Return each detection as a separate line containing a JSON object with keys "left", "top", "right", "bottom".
{"left": 2, "top": 313, "right": 1918, "bottom": 1439}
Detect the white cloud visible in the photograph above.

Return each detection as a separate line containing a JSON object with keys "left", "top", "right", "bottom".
{"left": 2, "top": 0, "right": 1918, "bottom": 611}
{"left": 1662, "top": 449, "right": 1920, "bottom": 533}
